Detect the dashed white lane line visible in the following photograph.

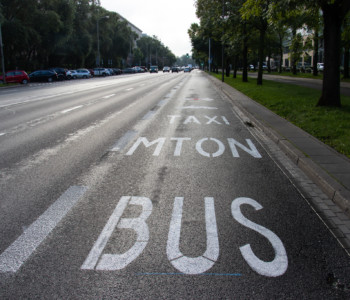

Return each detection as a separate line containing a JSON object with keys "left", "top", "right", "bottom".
{"left": 61, "top": 105, "right": 84, "bottom": 114}
{"left": 125, "top": 88, "right": 134, "bottom": 91}
{"left": 0, "top": 186, "right": 88, "bottom": 273}
{"left": 110, "top": 130, "right": 138, "bottom": 152}
{"left": 102, "top": 94, "right": 115, "bottom": 99}
{"left": 0, "top": 133, "right": 6, "bottom": 136}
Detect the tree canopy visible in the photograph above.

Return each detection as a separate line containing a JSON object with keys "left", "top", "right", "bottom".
{"left": 0, "top": 0, "right": 176, "bottom": 70}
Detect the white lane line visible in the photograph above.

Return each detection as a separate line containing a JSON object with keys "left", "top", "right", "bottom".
{"left": 102, "top": 94, "right": 115, "bottom": 99}
{"left": 0, "top": 133, "right": 6, "bottom": 136}
{"left": 61, "top": 105, "right": 83, "bottom": 114}
{"left": 181, "top": 106, "right": 218, "bottom": 110}
{"left": 0, "top": 186, "right": 88, "bottom": 273}
{"left": 157, "top": 100, "right": 168, "bottom": 106}
{"left": 125, "top": 88, "right": 134, "bottom": 91}
{"left": 110, "top": 130, "right": 138, "bottom": 152}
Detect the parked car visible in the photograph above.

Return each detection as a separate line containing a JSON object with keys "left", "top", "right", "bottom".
{"left": 113, "top": 68, "right": 122, "bottom": 75}
{"left": 123, "top": 68, "right": 136, "bottom": 74}
{"left": 140, "top": 66, "right": 148, "bottom": 72}
{"left": 184, "top": 67, "right": 191, "bottom": 72}
{"left": 67, "top": 70, "right": 79, "bottom": 79}
{"left": 150, "top": 66, "right": 158, "bottom": 73}
{"left": 163, "top": 66, "right": 170, "bottom": 72}
{"left": 171, "top": 67, "right": 179, "bottom": 73}
{"left": 0, "top": 70, "right": 29, "bottom": 84}
{"left": 49, "top": 67, "right": 67, "bottom": 80}
{"left": 317, "top": 63, "right": 324, "bottom": 71}
{"left": 29, "top": 70, "right": 58, "bottom": 82}
{"left": 93, "top": 68, "right": 109, "bottom": 77}
{"left": 88, "top": 69, "right": 95, "bottom": 77}
{"left": 75, "top": 69, "right": 91, "bottom": 79}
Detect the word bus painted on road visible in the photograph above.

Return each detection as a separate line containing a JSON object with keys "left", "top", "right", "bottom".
{"left": 82, "top": 196, "right": 288, "bottom": 277}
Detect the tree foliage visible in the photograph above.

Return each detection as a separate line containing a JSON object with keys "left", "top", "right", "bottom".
{"left": 191, "top": 0, "right": 350, "bottom": 106}
{"left": 0, "top": 0, "right": 175, "bottom": 70}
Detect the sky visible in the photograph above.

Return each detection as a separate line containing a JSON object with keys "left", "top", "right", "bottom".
{"left": 99, "top": 0, "right": 199, "bottom": 57}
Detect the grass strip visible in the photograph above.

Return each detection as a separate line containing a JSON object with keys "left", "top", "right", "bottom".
{"left": 212, "top": 73, "right": 350, "bottom": 159}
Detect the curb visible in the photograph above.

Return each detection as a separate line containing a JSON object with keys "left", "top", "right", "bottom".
{"left": 208, "top": 74, "right": 350, "bottom": 217}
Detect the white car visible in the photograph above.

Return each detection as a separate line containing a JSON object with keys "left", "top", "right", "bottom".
{"left": 67, "top": 70, "right": 78, "bottom": 79}
{"left": 75, "top": 69, "right": 91, "bottom": 78}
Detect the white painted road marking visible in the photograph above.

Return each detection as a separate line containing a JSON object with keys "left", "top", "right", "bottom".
{"left": 0, "top": 133, "right": 6, "bottom": 136}
{"left": 0, "top": 186, "right": 88, "bottom": 273}
{"left": 181, "top": 106, "right": 218, "bottom": 110}
{"left": 110, "top": 130, "right": 138, "bottom": 152}
{"left": 61, "top": 105, "right": 83, "bottom": 114}
{"left": 231, "top": 198, "right": 288, "bottom": 277}
{"left": 167, "top": 197, "right": 219, "bottom": 275}
{"left": 125, "top": 88, "right": 134, "bottom": 91}
{"left": 102, "top": 94, "right": 115, "bottom": 99}
{"left": 81, "top": 196, "right": 152, "bottom": 270}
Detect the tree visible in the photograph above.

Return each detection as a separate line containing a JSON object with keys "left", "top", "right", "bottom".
{"left": 317, "top": 0, "right": 350, "bottom": 106}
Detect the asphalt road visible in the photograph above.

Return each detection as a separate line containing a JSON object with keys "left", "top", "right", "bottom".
{"left": 0, "top": 71, "right": 349, "bottom": 298}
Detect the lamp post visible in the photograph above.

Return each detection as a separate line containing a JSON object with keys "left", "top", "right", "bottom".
{"left": 96, "top": 15, "right": 109, "bottom": 67}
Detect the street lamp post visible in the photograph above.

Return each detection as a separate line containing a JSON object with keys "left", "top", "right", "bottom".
{"left": 96, "top": 15, "right": 109, "bottom": 67}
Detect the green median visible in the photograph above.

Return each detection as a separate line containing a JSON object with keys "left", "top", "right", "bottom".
{"left": 211, "top": 73, "right": 350, "bottom": 159}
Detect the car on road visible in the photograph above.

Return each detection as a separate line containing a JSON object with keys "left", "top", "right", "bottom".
{"left": 67, "top": 70, "right": 79, "bottom": 79}
{"left": 93, "top": 68, "right": 109, "bottom": 77}
{"left": 123, "top": 68, "right": 136, "bottom": 74}
{"left": 184, "top": 67, "right": 191, "bottom": 72}
{"left": 29, "top": 70, "right": 58, "bottom": 82}
{"left": 163, "top": 66, "right": 170, "bottom": 72}
{"left": 171, "top": 67, "right": 179, "bottom": 73}
{"left": 150, "top": 66, "right": 158, "bottom": 73}
{"left": 49, "top": 67, "right": 68, "bottom": 80}
{"left": 75, "top": 69, "right": 91, "bottom": 79}
{"left": 0, "top": 70, "right": 30, "bottom": 84}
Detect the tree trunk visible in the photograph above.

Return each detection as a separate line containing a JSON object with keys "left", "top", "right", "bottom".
{"left": 233, "top": 55, "right": 238, "bottom": 78}
{"left": 317, "top": 5, "right": 342, "bottom": 107}
{"left": 242, "top": 23, "right": 248, "bottom": 82}
{"left": 313, "top": 28, "right": 319, "bottom": 77}
{"left": 279, "top": 34, "right": 283, "bottom": 73}
{"left": 344, "top": 47, "right": 349, "bottom": 79}
{"left": 257, "top": 27, "right": 266, "bottom": 85}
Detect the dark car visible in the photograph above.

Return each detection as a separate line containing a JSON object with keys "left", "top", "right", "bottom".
{"left": 0, "top": 70, "right": 30, "bottom": 84}
{"left": 49, "top": 67, "right": 67, "bottom": 80}
{"left": 171, "top": 67, "right": 179, "bottom": 73}
{"left": 29, "top": 70, "right": 58, "bottom": 82}
{"left": 150, "top": 66, "right": 158, "bottom": 73}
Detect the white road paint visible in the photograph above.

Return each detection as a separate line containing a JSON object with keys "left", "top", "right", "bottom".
{"left": 231, "top": 198, "right": 288, "bottom": 277}
{"left": 181, "top": 106, "right": 218, "bottom": 110}
{"left": 81, "top": 196, "right": 152, "bottom": 270}
{"left": 102, "top": 94, "right": 115, "bottom": 99}
{"left": 61, "top": 105, "right": 83, "bottom": 114}
{"left": 125, "top": 137, "right": 262, "bottom": 158}
{"left": 167, "top": 197, "right": 219, "bottom": 275}
{"left": 142, "top": 111, "right": 156, "bottom": 120}
{"left": 0, "top": 186, "right": 88, "bottom": 273}
{"left": 125, "top": 88, "right": 134, "bottom": 91}
{"left": 110, "top": 130, "right": 138, "bottom": 152}
{"left": 0, "top": 132, "right": 6, "bottom": 136}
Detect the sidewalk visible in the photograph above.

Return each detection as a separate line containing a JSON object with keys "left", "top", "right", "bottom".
{"left": 208, "top": 73, "right": 350, "bottom": 249}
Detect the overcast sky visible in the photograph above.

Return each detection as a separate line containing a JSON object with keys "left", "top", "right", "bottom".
{"left": 99, "top": 0, "right": 199, "bottom": 57}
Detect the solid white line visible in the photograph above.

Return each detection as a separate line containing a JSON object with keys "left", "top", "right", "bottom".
{"left": 125, "top": 88, "right": 134, "bottom": 91}
{"left": 0, "top": 186, "right": 88, "bottom": 273}
{"left": 0, "top": 133, "right": 6, "bottom": 136}
{"left": 61, "top": 105, "right": 83, "bottom": 114}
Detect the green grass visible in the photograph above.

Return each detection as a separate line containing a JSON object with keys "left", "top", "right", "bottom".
{"left": 212, "top": 73, "right": 350, "bottom": 159}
